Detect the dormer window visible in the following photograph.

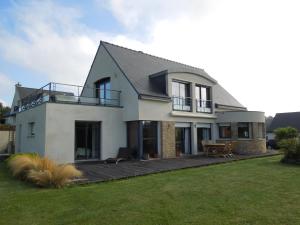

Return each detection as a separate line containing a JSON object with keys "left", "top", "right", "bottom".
{"left": 195, "top": 85, "right": 212, "bottom": 113}
{"left": 95, "top": 78, "right": 111, "bottom": 105}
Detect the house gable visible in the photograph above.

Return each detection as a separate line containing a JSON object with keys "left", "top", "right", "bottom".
{"left": 81, "top": 43, "right": 139, "bottom": 121}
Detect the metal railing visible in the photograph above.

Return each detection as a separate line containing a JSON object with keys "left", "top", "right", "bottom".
{"left": 172, "top": 96, "right": 192, "bottom": 111}
{"left": 196, "top": 99, "right": 212, "bottom": 113}
{"left": 18, "top": 82, "right": 121, "bottom": 112}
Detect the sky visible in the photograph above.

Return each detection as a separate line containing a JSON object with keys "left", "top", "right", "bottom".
{"left": 0, "top": 0, "right": 300, "bottom": 116}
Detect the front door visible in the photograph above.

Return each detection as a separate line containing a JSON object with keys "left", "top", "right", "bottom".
{"left": 75, "top": 121, "right": 101, "bottom": 161}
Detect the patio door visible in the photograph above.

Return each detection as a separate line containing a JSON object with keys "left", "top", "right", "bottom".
{"left": 197, "top": 124, "right": 211, "bottom": 152}
{"left": 75, "top": 121, "right": 101, "bottom": 161}
{"left": 175, "top": 127, "right": 191, "bottom": 156}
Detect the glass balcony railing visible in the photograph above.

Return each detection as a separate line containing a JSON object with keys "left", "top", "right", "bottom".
{"left": 196, "top": 99, "right": 212, "bottom": 113}
{"left": 172, "top": 96, "right": 192, "bottom": 111}
{"left": 17, "top": 82, "right": 121, "bottom": 112}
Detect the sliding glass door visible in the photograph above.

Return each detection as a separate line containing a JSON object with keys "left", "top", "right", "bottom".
{"left": 142, "top": 121, "right": 158, "bottom": 158}
{"left": 197, "top": 126, "right": 211, "bottom": 152}
{"left": 75, "top": 121, "right": 101, "bottom": 161}
{"left": 175, "top": 127, "right": 191, "bottom": 156}
{"left": 127, "top": 121, "right": 159, "bottom": 159}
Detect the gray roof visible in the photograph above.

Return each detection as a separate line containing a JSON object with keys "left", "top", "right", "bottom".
{"left": 102, "top": 42, "right": 217, "bottom": 98}
{"left": 102, "top": 41, "right": 245, "bottom": 108}
{"left": 213, "top": 84, "right": 245, "bottom": 109}
{"left": 269, "top": 112, "right": 300, "bottom": 132}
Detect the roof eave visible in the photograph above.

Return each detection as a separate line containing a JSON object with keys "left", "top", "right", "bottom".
{"left": 139, "top": 94, "right": 171, "bottom": 102}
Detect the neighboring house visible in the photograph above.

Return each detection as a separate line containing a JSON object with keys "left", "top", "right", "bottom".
{"left": 7, "top": 83, "right": 74, "bottom": 125}
{"left": 13, "top": 41, "right": 266, "bottom": 163}
{"left": 6, "top": 83, "right": 38, "bottom": 125}
{"left": 268, "top": 112, "right": 300, "bottom": 140}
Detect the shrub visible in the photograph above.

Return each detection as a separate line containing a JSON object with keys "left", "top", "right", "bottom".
{"left": 7, "top": 154, "right": 82, "bottom": 188}
{"left": 274, "top": 127, "right": 298, "bottom": 142}
{"left": 278, "top": 138, "right": 300, "bottom": 164}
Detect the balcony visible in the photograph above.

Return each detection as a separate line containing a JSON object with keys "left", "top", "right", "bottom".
{"left": 172, "top": 96, "right": 192, "bottom": 111}
{"left": 18, "top": 82, "right": 121, "bottom": 112}
{"left": 196, "top": 99, "right": 212, "bottom": 113}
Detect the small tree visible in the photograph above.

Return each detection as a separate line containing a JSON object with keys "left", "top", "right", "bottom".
{"left": 274, "top": 127, "right": 300, "bottom": 164}
{"left": 274, "top": 127, "right": 298, "bottom": 142}
{"left": 0, "top": 102, "right": 11, "bottom": 124}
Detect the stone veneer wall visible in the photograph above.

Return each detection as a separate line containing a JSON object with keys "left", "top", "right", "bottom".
{"left": 217, "top": 122, "right": 267, "bottom": 155}
{"left": 234, "top": 139, "right": 266, "bottom": 155}
{"left": 161, "top": 121, "right": 176, "bottom": 158}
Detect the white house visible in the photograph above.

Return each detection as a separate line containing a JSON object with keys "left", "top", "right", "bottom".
{"left": 12, "top": 41, "right": 266, "bottom": 163}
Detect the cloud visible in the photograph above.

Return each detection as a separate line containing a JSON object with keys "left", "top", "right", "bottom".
{"left": 0, "top": 73, "right": 15, "bottom": 106}
{"left": 103, "top": 0, "right": 300, "bottom": 116}
{"left": 0, "top": 0, "right": 109, "bottom": 85}
{"left": 1, "top": 0, "right": 300, "bottom": 115}
{"left": 99, "top": 0, "right": 209, "bottom": 31}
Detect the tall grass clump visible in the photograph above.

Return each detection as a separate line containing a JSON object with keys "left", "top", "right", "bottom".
{"left": 7, "top": 153, "right": 82, "bottom": 188}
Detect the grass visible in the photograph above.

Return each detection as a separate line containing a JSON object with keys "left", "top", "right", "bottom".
{"left": 0, "top": 155, "right": 299, "bottom": 225}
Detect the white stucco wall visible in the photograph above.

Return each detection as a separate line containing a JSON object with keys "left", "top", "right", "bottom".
{"left": 44, "top": 103, "right": 126, "bottom": 164}
{"left": 15, "top": 104, "right": 46, "bottom": 156}
{"left": 138, "top": 99, "right": 216, "bottom": 123}
{"left": 81, "top": 45, "right": 139, "bottom": 121}
{"left": 216, "top": 111, "right": 265, "bottom": 123}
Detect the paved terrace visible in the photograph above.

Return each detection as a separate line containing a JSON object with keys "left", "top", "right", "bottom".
{"left": 76, "top": 151, "right": 280, "bottom": 184}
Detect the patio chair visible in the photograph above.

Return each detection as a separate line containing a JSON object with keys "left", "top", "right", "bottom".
{"left": 206, "top": 142, "right": 232, "bottom": 158}
{"left": 230, "top": 141, "right": 238, "bottom": 154}
{"left": 223, "top": 142, "right": 233, "bottom": 158}
{"left": 201, "top": 140, "right": 213, "bottom": 155}
{"left": 105, "top": 147, "right": 135, "bottom": 164}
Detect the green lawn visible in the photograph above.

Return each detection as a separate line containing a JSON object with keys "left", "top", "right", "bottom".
{"left": 0, "top": 156, "right": 299, "bottom": 225}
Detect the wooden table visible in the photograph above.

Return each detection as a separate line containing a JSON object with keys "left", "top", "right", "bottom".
{"left": 204, "top": 144, "right": 226, "bottom": 156}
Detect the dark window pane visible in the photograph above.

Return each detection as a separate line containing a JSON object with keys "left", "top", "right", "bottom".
{"left": 219, "top": 125, "right": 231, "bottom": 138}
{"left": 238, "top": 123, "right": 250, "bottom": 138}
{"left": 75, "top": 122, "right": 100, "bottom": 160}
{"left": 142, "top": 121, "right": 158, "bottom": 158}
{"left": 95, "top": 78, "right": 111, "bottom": 104}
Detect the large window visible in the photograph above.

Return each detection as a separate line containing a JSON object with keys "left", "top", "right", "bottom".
{"left": 142, "top": 121, "right": 158, "bottom": 158}
{"left": 219, "top": 123, "right": 231, "bottom": 139}
{"left": 95, "top": 78, "right": 111, "bottom": 105}
{"left": 195, "top": 85, "right": 212, "bottom": 113}
{"left": 238, "top": 123, "right": 250, "bottom": 138}
{"left": 75, "top": 121, "right": 101, "bottom": 161}
{"left": 172, "top": 81, "right": 191, "bottom": 111}
{"left": 197, "top": 125, "right": 211, "bottom": 152}
{"left": 175, "top": 127, "right": 191, "bottom": 156}
{"left": 127, "top": 121, "right": 159, "bottom": 159}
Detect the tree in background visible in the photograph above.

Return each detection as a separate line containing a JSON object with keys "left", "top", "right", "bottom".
{"left": 0, "top": 102, "right": 11, "bottom": 124}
